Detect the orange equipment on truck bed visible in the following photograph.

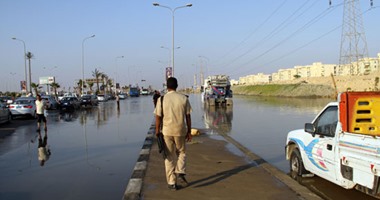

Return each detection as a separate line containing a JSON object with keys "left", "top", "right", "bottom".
{"left": 339, "top": 92, "right": 380, "bottom": 136}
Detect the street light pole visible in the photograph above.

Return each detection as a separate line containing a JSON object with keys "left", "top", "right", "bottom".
{"left": 12, "top": 37, "right": 27, "bottom": 93}
{"left": 153, "top": 2, "right": 192, "bottom": 77}
{"left": 82, "top": 35, "right": 95, "bottom": 96}
{"left": 160, "top": 46, "right": 180, "bottom": 68}
{"left": 115, "top": 56, "right": 124, "bottom": 95}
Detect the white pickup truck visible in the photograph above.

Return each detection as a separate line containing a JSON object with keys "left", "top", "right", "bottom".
{"left": 285, "top": 92, "right": 380, "bottom": 198}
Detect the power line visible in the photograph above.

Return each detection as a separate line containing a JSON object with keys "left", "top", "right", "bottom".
{"left": 218, "top": 0, "right": 316, "bottom": 72}
{"left": 214, "top": 0, "right": 288, "bottom": 66}
{"left": 228, "top": 2, "right": 343, "bottom": 77}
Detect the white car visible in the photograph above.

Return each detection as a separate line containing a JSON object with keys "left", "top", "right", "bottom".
{"left": 97, "top": 95, "right": 107, "bottom": 102}
{"left": 118, "top": 93, "right": 127, "bottom": 99}
{"left": 9, "top": 97, "right": 36, "bottom": 118}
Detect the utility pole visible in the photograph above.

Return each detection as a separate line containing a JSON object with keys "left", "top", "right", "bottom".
{"left": 338, "top": 0, "right": 370, "bottom": 75}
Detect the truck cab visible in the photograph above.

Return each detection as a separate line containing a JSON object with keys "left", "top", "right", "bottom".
{"left": 285, "top": 92, "right": 380, "bottom": 198}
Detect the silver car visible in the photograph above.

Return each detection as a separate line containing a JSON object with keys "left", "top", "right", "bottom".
{"left": 0, "top": 102, "right": 12, "bottom": 124}
{"left": 9, "top": 97, "right": 37, "bottom": 118}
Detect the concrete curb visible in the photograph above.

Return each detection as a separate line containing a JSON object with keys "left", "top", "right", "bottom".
{"left": 122, "top": 121, "right": 155, "bottom": 200}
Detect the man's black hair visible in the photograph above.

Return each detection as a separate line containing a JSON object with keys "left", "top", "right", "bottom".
{"left": 167, "top": 77, "right": 178, "bottom": 89}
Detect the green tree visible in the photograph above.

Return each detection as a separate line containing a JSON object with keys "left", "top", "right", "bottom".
{"left": 77, "top": 79, "right": 85, "bottom": 95}
{"left": 31, "top": 82, "right": 39, "bottom": 96}
{"left": 50, "top": 82, "right": 60, "bottom": 99}
{"left": 88, "top": 82, "right": 94, "bottom": 94}
{"left": 101, "top": 73, "right": 108, "bottom": 94}
{"left": 92, "top": 68, "right": 102, "bottom": 94}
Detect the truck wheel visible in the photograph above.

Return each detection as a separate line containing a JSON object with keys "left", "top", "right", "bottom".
{"left": 290, "top": 149, "right": 306, "bottom": 176}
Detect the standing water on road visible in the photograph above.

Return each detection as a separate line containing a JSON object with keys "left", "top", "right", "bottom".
{"left": 0, "top": 97, "right": 154, "bottom": 200}
{"left": 1, "top": 94, "right": 374, "bottom": 199}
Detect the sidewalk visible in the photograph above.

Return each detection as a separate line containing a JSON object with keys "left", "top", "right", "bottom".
{"left": 140, "top": 133, "right": 321, "bottom": 200}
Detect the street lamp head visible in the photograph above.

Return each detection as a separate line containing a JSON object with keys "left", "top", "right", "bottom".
{"left": 186, "top": 4, "right": 192, "bottom": 7}
{"left": 153, "top": 2, "right": 159, "bottom": 6}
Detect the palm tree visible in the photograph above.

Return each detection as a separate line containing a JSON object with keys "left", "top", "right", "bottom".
{"left": 26, "top": 52, "right": 34, "bottom": 93}
{"left": 50, "top": 82, "right": 60, "bottom": 100}
{"left": 101, "top": 73, "right": 108, "bottom": 94}
{"left": 88, "top": 82, "right": 94, "bottom": 94}
{"left": 77, "top": 79, "right": 84, "bottom": 95}
{"left": 92, "top": 68, "right": 102, "bottom": 94}
{"left": 31, "top": 82, "right": 39, "bottom": 96}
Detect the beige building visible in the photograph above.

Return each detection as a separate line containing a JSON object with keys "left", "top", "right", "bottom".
{"left": 237, "top": 53, "right": 380, "bottom": 85}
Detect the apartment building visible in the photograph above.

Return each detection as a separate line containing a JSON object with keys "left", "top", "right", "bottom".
{"left": 238, "top": 53, "right": 380, "bottom": 85}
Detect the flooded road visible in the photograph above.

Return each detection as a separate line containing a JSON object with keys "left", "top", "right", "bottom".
{"left": 0, "top": 97, "right": 154, "bottom": 200}
{"left": 0, "top": 94, "right": 376, "bottom": 199}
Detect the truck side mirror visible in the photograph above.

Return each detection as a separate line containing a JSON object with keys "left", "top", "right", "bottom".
{"left": 305, "top": 123, "right": 316, "bottom": 136}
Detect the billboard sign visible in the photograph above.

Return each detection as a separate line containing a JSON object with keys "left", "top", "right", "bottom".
{"left": 165, "top": 67, "right": 172, "bottom": 80}
{"left": 39, "top": 76, "right": 55, "bottom": 85}
{"left": 20, "top": 81, "right": 26, "bottom": 92}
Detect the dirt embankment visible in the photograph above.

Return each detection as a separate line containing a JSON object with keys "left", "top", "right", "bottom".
{"left": 232, "top": 72, "right": 380, "bottom": 98}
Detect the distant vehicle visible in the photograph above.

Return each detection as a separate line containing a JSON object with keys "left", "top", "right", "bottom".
{"left": 203, "top": 75, "right": 233, "bottom": 106}
{"left": 41, "top": 95, "right": 58, "bottom": 110}
{"left": 141, "top": 89, "right": 149, "bottom": 95}
{"left": 0, "top": 96, "right": 14, "bottom": 105}
{"left": 118, "top": 93, "right": 127, "bottom": 100}
{"left": 0, "top": 102, "right": 12, "bottom": 124}
{"left": 129, "top": 87, "right": 140, "bottom": 97}
{"left": 81, "top": 95, "right": 98, "bottom": 107}
{"left": 97, "top": 95, "right": 107, "bottom": 102}
{"left": 58, "top": 92, "right": 79, "bottom": 101}
{"left": 9, "top": 97, "right": 36, "bottom": 118}
{"left": 60, "top": 97, "right": 81, "bottom": 111}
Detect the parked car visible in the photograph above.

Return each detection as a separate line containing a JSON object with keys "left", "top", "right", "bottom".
{"left": 41, "top": 95, "right": 58, "bottom": 110}
{"left": 58, "top": 92, "right": 79, "bottom": 101}
{"left": 0, "top": 102, "right": 12, "bottom": 124}
{"left": 81, "top": 95, "right": 98, "bottom": 107}
{"left": 60, "top": 97, "right": 81, "bottom": 111}
{"left": 97, "top": 95, "right": 107, "bottom": 102}
{"left": 0, "top": 96, "right": 14, "bottom": 105}
{"left": 9, "top": 97, "right": 36, "bottom": 118}
{"left": 285, "top": 92, "right": 380, "bottom": 198}
{"left": 118, "top": 93, "right": 127, "bottom": 100}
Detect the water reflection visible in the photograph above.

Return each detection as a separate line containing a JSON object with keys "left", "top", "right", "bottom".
{"left": 203, "top": 105, "right": 233, "bottom": 135}
{"left": 237, "top": 95, "right": 332, "bottom": 114}
{"left": 37, "top": 130, "right": 51, "bottom": 166}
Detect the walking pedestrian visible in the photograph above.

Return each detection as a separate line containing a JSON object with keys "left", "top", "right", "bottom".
{"left": 154, "top": 77, "right": 192, "bottom": 190}
{"left": 152, "top": 90, "right": 161, "bottom": 108}
{"left": 116, "top": 94, "right": 120, "bottom": 109}
{"left": 35, "top": 94, "right": 47, "bottom": 132}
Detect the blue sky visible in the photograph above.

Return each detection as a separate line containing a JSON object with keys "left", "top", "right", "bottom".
{"left": 1, "top": 0, "right": 379, "bottom": 92}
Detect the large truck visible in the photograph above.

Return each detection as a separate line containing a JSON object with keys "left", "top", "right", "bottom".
{"left": 285, "top": 92, "right": 380, "bottom": 199}
{"left": 202, "top": 75, "right": 233, "bottom": 106}
{"left": 129, "top": 87, "right": 140, "bottom": 97}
